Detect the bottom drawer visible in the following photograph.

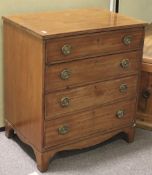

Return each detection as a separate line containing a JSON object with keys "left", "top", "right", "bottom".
{"left": 44, "top": 99, "right": 136, "bottom": 148}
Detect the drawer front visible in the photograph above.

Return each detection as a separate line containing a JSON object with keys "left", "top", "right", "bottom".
{"left": 46, "top": 28, "right": 144, "bottom": 64}
{"left": 45, "top": 51, "right": 140, "bottom": 92}
{"left": 44, "top": 99, "right": 136, "bottom": 148}
{"left": 45, "top": 76, "right": 137, "bottom": 120}
{"left": 138, "top": 71, "right": 152, "bottom": 115}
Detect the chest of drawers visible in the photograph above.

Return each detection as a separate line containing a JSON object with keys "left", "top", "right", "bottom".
{"left": 137, "top": 24, "right": 152, "bottom": 129}
{"left": 3, "top": 8, "right": 146, "bottom": 172}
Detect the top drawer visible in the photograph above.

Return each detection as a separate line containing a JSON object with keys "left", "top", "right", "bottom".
{"left": 46, "top": 28, "right": 144, "bottom": 64}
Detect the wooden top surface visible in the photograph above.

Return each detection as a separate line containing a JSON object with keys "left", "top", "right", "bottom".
{"left": 2, "top": 8, "right": 146, "bottom": 39}
{"left": 143, "top": 23, "right": 152, "bottom": 64}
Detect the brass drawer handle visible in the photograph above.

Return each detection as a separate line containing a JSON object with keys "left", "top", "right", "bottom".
{"left": 120, "top": 59, "right": 129, "bottom": 69}
{"left": 58, "top": 125, "right": 70, "bottom": 135}
{"left": 116, "top": 110, "right": 125, "bottom": 119}
{"left": 60, "top": 97, "right": 70, "bottom": 107}
{"left": 60, "top": 69, "right": 71, "bottom": 80}
{"left": 142, "top": 89, "right": 151, "bottom": 99}
{"left": 119, "top": 84, "right": 128, "bottom": 93}
{"left": 123, "top": 35, "right": 132, "bottom": 45}
{"left": 62, "top": 44, "right": 72, "bottom": 56}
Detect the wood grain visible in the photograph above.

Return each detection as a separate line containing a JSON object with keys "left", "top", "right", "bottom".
{"left": 138, "top": 71, "right": 152, "bottom": 116}
{"left": 142, "top": 63, "right": 152, "bottom": 73}
{"left": 45, "top": 76, "right": 138, "bottom": 120}
{"left": 35, "top": 126, "right": 134, "bottom": 172}
{"left": 137, "top": 118, "right": 152, "bottom": 131}
{"left": 46, "top": 28, "right": 144, "bottom": 64}
{"left": 3, "top": 21, "right": 44, "bottom": 151}
{"left": 45, "top": 99, "right": 136, "bottom": 147}
{"left": 3, "top": 8, "right": 145, "bottom": 172}
{"left": 137, "top": 24, "right": 152, "bottom": 130}
{"left": 45, "top": 51, "right": 141, "bottom": 92}
{"left": 137, "top": 55, "right": 152, "bottom": 128}
{"left": 2, "top": 8, "right": 146, "bottom": 39}
{"left": 143, "top": 23, "right": 152, "bottom": 62}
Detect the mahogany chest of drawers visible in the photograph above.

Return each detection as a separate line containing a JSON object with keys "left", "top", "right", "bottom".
{"left": 3, "top": 9, "right": 146, "bottom": 172}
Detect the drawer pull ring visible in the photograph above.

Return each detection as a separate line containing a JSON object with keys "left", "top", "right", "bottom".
{"left": 120, "top": 84, "right": 128, "bottom": 93}
{"left": 62, "top": 44, "right": 72, "bottom": 56}
{"left": 120, "top": 59, "right": 129, "bottom": 69}
{"left": 116, "top": 110, "right": 125, "bottom": 119}
{"left": 123, "top": 35, "right": 132, "bottom": 45}
{"left": 58, "top": 125, "right": 70, "bottom": 135}
{"left": 142, "top": 89, "right": 151, "bottom": 99}
{"left": 60, "top": 69, "right": 71, "bottom": 80}
{"left": 60, "top": 97, "right": 70, "bottom": 107}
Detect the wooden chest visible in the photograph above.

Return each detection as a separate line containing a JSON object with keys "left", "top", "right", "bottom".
{"left": 3, "top": 9, "right": 146, "bottom": 172}
{"left": 137, "top": 24, "right": 152, "bottom": 129}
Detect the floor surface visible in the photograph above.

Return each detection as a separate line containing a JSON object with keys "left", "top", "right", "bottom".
{"left": 0, "top": 128, "right": 152, "bottom": 175}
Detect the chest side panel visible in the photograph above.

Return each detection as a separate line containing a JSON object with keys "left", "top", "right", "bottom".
{"left": 4, "top": 21, "right": 45, "bottom": 151}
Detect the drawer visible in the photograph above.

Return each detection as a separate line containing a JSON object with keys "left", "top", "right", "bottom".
{"left": 46, "top": 28, "right": 144, "bottom": 64}
{"left": 45, "top": 76, "right": 137, "bottom": 120}
{"left": 45, "top": 51, "right": 141, "bottom": 92}
{"left": 44, "top": 99, "right": 136, "bottom": 148}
